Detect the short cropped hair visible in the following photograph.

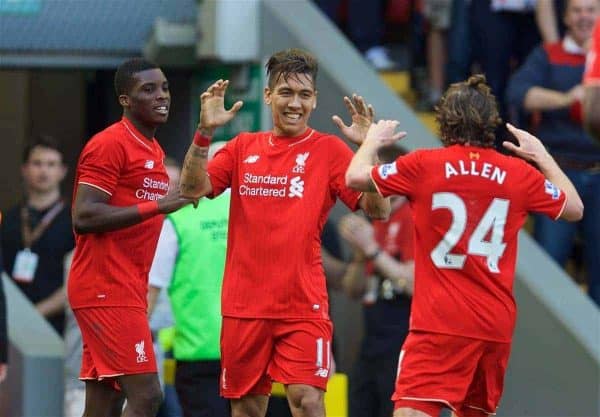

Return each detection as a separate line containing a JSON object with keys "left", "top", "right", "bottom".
{"left": 114, "top": 58, "right": 159, "bottom": 96}
{"left": 435, "top": 74, "right": 502, "bottom": 148}
{"left": 22, "top": 134, "right": 64, "bottom": 163}
{"left": 265, "top": 48, "right": 318, "bottom": 89}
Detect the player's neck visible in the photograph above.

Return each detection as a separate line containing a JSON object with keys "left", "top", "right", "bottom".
{"left": 123, "top": 114, "right": 156, "bottom": 140}
{"left": 27, "top": 189, "right": 61, "bottom": 210}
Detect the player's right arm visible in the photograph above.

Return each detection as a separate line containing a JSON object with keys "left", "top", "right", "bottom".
{"left": 503, "top": 123, "right": 584, "bottom": 221}
{"left": 346, "top": 120, "right": 407, "bottom": 191}
{"left": 180, "top": 79, "right": 242, "bottom": 199}
{"left": 72, "top": 185, "right": 192, "bottom": 234}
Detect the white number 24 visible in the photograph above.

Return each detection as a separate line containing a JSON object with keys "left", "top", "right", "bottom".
{"left": 430, "top": 192, "right": 509, "bottom": 273}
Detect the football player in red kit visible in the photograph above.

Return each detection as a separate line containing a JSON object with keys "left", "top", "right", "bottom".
{"left": 346, "top": 74, "right": 584, "bottom": 417}
{"left": 69, "top": 58, "right": 194, "bottom": 417}
{"left": 179, "top": 48, "right": 390, "bottom": 417}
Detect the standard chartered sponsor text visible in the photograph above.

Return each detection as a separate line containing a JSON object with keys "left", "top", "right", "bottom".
{"left": 136, "top": 176, "right": 169, "bottom": 200}
{"left": 240, "top": 172, "right": 296, "bottom": 198}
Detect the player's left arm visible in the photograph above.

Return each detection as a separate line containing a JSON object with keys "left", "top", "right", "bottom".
{"left": 583, "top": 85, "right": 600, "bottom": 143}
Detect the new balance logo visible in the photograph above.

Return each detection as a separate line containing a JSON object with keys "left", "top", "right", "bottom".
{"left": 288, "top": 176, "right": 304, "bottom": 198}
{"left": 144, "top": 160, "right": 154, "bottom": 169}
{"left": 315, "top": 368, "right": 329, "bottom": 378}
{"left": 135, "top": 340, "right": 148, "bottom": 363}
{"left": 292, "top": 152, "right": 310, "bottom": 173}
{"left": 244, "top": 155, "right": 260, "bottom": 163}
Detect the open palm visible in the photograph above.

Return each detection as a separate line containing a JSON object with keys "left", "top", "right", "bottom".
{"left": 332, "top": 94, "right": 375, "bottom": 145}
{"left": 199, "top": 79, "right": 243, "bottom": 130}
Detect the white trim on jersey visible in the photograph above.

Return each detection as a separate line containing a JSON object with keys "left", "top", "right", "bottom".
{"left": 465, "top": 404, "right": 495, "bottom": 415}
{"left": 78, "top": 181, "right": 112, "bottom": 196}
{"left": 122, "top": 121, "right": 153, "bottom": 151}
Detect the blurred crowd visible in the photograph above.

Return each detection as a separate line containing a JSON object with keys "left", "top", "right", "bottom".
{"left": 0, "top": 1, "right": 597, "bottom": 416}
{"left": 316, "top": 0, "right": 600, "bottom": 306}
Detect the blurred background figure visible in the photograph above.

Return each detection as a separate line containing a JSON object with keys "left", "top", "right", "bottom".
{"left": 470, "top": 0, "right": 541, "bottom": 121}
{"left": 315, "top": 0, "right": 399, "bottom": 70}
{"left": 148, "top": 143, "right": 229, "bottom": 417}
{"left": 506, "top": 0, "right": 600, "bottom": 307}
{"left": 1, "top": 135, "right": 73, "bottom": 337}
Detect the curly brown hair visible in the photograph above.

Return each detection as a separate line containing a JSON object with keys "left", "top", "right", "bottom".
{"left": 265, "top": 48, "right": 318, "bottom": 89}
{"left": 435, "top": 74, "right": 502, "bottom": 148}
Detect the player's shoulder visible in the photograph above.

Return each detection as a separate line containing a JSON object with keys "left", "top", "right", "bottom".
{"left": 310, "top": 130, "right": 350, "bottom": 149}
{"left": 85, "top": 121, "right": 126, "bottom": 148}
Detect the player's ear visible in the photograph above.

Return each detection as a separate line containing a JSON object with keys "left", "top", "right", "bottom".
{"left": 118, "top": 94, "right": 130, "bottom": 108}
{"left": 263, "top": 86, "right": 272, "bottom": 105}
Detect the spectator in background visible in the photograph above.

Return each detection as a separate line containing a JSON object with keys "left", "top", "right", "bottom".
{"left": 470, "top": 0, "right": 541, "bottom": 120}
{"left": 507, "top": 0, "right": 600, "bottom": 306}
{"left": 446, "top": 0, "right": 474, "bottom": 85}
{"left": 148, "top": 144, "right": 229, "bottom": 417}
{"left": 536, "top": 0, "right": 567, "bottom": 43}
{"left": 337, "top": 147, "right": 415, "bottom": 417}
{"left": 1, "top": 135, "right": 74, "bottom": 336}
{"left": 315, "top": 0, "right": 397, "bottom": 70}
{"left": 583, "top": 16, "right": 600, "bottom": 143}
{"left": 0, "top": 215, "right": 7, "bottom": 383}
{"left": 420, "top": 0, "right": 453, "bottom": 110}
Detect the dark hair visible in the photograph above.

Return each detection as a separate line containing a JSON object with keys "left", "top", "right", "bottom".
{"left": 114, "top": 58, "right": 159, "bottom": 96}
{"left": 265, "top": 48, "right": 318, "bottom": 89}
{"left": 435, "top": 74, "right": 502, "bottom": 148}
{"left": 22, "top": 134, "right": 64, "bottom": 163}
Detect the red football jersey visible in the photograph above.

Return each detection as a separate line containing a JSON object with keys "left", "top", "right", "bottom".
{"left": 584, "top": 17, "right": 600, "bottom": 85}
{"left": 371, "top": 145, "right": 567, "bottom": 342}
{"left": 207, "top": 128, "right": 362, "bottom": 319}
{"left": 68, "top": 117, "right": 169, "bottom": 309}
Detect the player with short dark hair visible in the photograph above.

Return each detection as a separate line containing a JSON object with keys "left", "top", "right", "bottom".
{"left": 68, "top": 58, "right": 194, "bottom": 417}
{"left": 179, "top": 48, "right": 390, "bottom": 417}
{"left": 346, "top": 74, "right": 583, "bottom": 417}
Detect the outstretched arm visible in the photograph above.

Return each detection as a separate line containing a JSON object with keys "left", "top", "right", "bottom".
{"left": 72, "top": 185, "right": 193, "bottom": 234}
{"left": 180, "top": 79, "right": 243, "bottom": 199}
{"left": 503, "top": 123, "right": 584, "bottom": 221}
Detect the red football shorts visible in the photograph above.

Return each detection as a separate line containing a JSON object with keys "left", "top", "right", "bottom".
{"left": 393, "top": 331, "right": 511, "bottom": 415}
{"left": 74, "top": 307, "right": 157, "bottom": 387}
{"left": 220, "top": 317, "right": 333, "bottom": 398}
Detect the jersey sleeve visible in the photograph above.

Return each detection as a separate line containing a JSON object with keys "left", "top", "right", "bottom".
{"left": 522, "top": 163, "right": 567, "bottom": 220}
{"left": 584, "top": 18, "right": 600, "bottom": 86}
{"left": 328, "top": 136, "right": 362, "bottom": 211}
{"left": 207, "top": 136, "right": 237, "bottom": 198}
{"left": 77, "top": 134, "right": 126, "bottom": 196}
{"left": 370, "top": 150, "right": 421, "bottom": 198}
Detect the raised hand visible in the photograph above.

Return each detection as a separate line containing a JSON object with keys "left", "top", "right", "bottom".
{"left": 199, "top": 79, "right": 244, "bottom": 132}
{"left": 503, "top": 123, "right": 549, "bottom": 163}
{"left": 365, "top": 120, "right": 407, "bottom": 148}
{"left": 332, "top": 94, "right": 375, "bottom": 145}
